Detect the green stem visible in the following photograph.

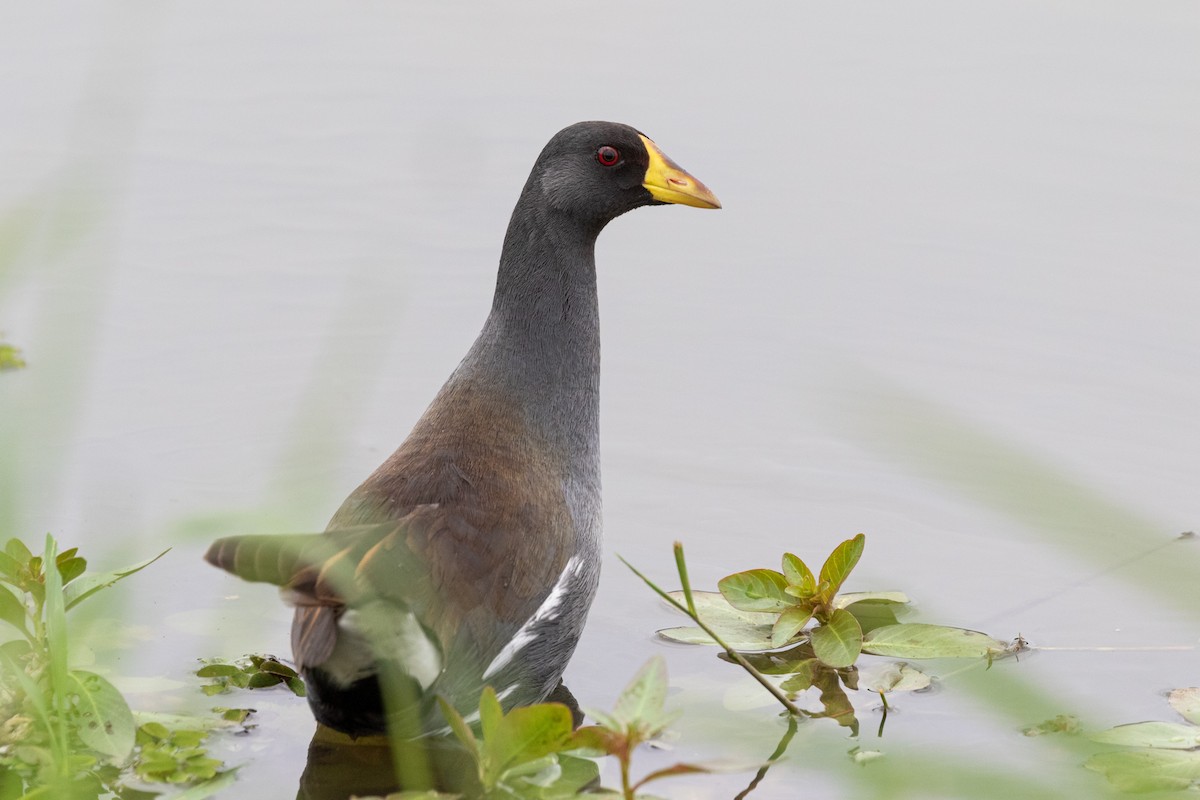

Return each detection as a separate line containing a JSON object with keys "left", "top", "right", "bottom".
{"left": 618, "top": 551, "right": 807, "bottom": 718}
{"left": 672, "top": 542, "right": 697, "bottom": 618}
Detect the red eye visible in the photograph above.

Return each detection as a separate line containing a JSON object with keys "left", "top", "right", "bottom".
{"left": 597, "top": 146, "right": 620, "bottom": 166}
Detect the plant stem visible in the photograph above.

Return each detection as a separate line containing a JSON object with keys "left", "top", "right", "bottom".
{"left": 672, "top": 541, "right": 697, "bottom": 618}
{"left": 618, "top": 552, "right": 807, "bottom": 718}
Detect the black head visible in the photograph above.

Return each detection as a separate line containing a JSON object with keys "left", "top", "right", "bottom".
{"left": 531, "top": 121, "right": 720, "bottom": 224}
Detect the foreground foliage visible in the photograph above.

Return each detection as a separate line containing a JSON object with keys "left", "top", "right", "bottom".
{"left": 0, "top": 535, "right": 238, "bottom": 798}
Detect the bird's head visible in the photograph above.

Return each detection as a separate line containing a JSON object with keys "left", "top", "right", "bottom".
{"left": 534, "top": 121, "right": 720, "bottom": 224}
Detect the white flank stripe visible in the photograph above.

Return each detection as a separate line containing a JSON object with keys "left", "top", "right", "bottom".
{"left": 482, "top": 556, "right": 582, "bottom": 680}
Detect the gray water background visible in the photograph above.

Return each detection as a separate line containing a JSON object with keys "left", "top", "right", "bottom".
{"left": 2, "top": 3, "right": 1197, "bottom": 797}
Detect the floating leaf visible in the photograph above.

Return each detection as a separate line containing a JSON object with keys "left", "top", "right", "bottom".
{"left": 833, "top": 591, "right": 909, "bottom": 608}
{"left": 771, "top": 606, "right": 813, "bottom": 648}
{"left": 860, "top": 662, "right": 932, "bottom": 694}
{"left": 849, "top": 747, "right": 885, "bottom": 764}
{"left": 817, "top": 534, "right": 865, "bottom": 600}
{"left": 862, "top": 624, "right": 1006, "bottom": 659}
{"left": 1022, "top": 715, "right": 1081, "bottom": 737}
{"left": 196, "top": 664, "right": 241, "bottom": 679}
{"left": 1085, "top": 749, "right": 1200, "bottom": 792}
{"left": 1089, "top": 722, "right": 1200, "bottom": 750}
{"left": 1168, "top": 688, "right": 1200, "bottom": 726}
{"left": 658, "top": 591, "right": 777, "bottom": 650}
{"left": 840, "top": 600, "right": 904, "bottom": 634}
{"left": 717, "top": 569, "right": 794, "bottom": 613}
{"left": 810, "top": 609, "right": 863, "bottom": 668}
{"left": 69, "top": 670, "right": 136, "bottom": 760}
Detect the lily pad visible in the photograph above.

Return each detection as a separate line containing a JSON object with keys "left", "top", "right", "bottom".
{"left": 861, "top": 623, "right": 1006, "bottom": 659}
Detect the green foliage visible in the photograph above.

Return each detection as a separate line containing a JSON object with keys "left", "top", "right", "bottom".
{"left": 657, "top": 535, "right": 1008, "bottom": 673}
{"left": 0, "top": 535, "right": 234, "bottom": 797}
{"left": 195, "top": 654, "right": 306, "bottom": 697}
{"left": 574, "top": 656, "right": 752, "bottom": 799}
{"left": 626, "top": 536, "right": 1012, "bottom": 739}
{"left": 1085, "top": 687, "right": 1200, "bottom": 792}
{"left": 437, "top": 686, "right": 595, "bottom": 799}
{"left": 0, "top": 342, "right": 24, "bottom": 371}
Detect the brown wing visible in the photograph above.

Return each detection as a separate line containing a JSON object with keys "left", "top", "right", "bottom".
{"left": 290, "top": 382, "right": 579, "bottom": 672}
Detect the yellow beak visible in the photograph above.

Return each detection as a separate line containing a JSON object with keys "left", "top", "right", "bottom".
{"left": 639, "top": 134, "right": 721, "bottom": 210}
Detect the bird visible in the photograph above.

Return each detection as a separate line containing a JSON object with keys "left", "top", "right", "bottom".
{"left": 204, "top": 121, "right": 719, "bottom": 737}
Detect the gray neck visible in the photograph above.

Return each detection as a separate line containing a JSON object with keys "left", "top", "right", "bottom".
{"left": 455, "top": 186, "right": 603, "bottom": 462}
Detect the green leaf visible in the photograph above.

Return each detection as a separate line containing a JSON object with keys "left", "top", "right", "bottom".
{"left": 833, "top": 591, "right": 910, "bottom": 608}
{"left": 817, "top": 534, "right": 865, "bottom": 601}
{"left": 771, "top": 606, "right": 813, "bottom": 648}
{"left": 489, "top": 703, "right": 573, "bottom": 778}
{"left": 840, "top": 599, "right": 905, "bottom": 634}
{"left": 196, "top": 664, "right": 242, "bottom": 679}
{"left": 527, "top": 754, "right": 601, "bottom": 799}
{"left": 1168, "top": 687, "right": 1200, "bottom": 726}
{"left": 0, "top": 586, "right": 26, "bottom": 633}
{"left": 569, "top": 724, "right": 622, "bottom": 755}
{"left": 164, "top": 770, "right": 239, "bottom": 800}
{"left": 809, "top": 608, "right": 863, "bottom": 668}
{"left": 1088, "top": 721, "right": 1200, "bottom": 749}
{"left": 4, "top": 539, "right": 32, "bottom": 566}
{"left": 613, "top": 655, "right": 668, "bottom": 728}
{"left": 718, "top": 569, "right": 794, "bottom": 613}
{"left": 781, "top": 553, "right": 814, "bottom": 591}
{"left": 245, "top": 672, "right": 282, "bottom": 689}
{"left": 658, "top": 591, "right": 778, "bottom": 650}
{"left": 479, "top": 685, "right": 503, "bottom": 744}
{"left": 69, "top": 670, "right": 136, "bottom": 760}
{"left": 436, "top": 696, "right": 477, "bottom": 754}
{"left": 859, "top": 662, "right": 932, "bottom": 694}
{"left": 56, "top": 556, "right": 87, "bottom": 586}
{"left": 63, "top": 548, "right": 170, "bottom": 611}
{"left": 862, "top": 623, "right": 1007, "bottom": 659}
{"left": 0, "top": 550, "right": 23, "bottom": 581}
{"left": 1085, "top": 749, "right": 1200, "bottom": 793}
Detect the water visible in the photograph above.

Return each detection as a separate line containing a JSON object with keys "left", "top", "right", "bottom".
{"left": 2, "top": 3, "right": 1198, "bottom": 797}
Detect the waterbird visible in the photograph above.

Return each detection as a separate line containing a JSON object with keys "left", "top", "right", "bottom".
{"left": 204, "top": 121, "right": 719, "bottom": 735}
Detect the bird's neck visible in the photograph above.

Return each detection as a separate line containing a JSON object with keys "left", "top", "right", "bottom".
{"left": 457, "top": 191, "right": 603, "bottom": 460}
